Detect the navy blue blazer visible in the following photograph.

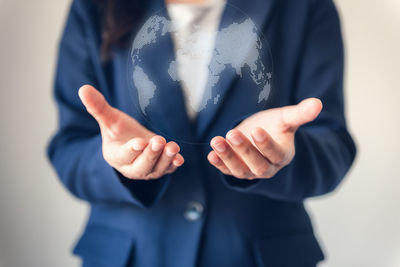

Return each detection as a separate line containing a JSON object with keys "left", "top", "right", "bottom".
{"left": 47, "top": 0, "right": 356, "bottom": 266}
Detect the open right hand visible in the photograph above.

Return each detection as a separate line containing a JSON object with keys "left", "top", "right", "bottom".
{"left": 78, "top": 85, "right": 184, "bottom": 180}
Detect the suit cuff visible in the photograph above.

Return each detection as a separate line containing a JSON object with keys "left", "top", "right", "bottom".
{"left": 115, "top": 170, "right": 171, "bottom": 208}
{"left": 222, "top": 174, "right": 262, "bottom": 191}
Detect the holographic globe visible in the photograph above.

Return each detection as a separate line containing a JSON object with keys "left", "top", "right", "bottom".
{"left": 127, "top": 3, "right": 273, "bottom": 143}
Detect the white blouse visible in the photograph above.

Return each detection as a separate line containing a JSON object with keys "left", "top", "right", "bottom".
{"left": 166, "top": 0, "right": 226, "bottom": 120}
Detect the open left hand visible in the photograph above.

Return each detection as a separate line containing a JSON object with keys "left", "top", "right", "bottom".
{"left": 207, "top": 98, "right": 323, "bottom": 179}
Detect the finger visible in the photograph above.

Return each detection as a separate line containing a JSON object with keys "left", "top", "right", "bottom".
{"left": 172, "top": 153, "right": 184, "bottom": 167}
{"left": 78, "top": 85, "right": 119, "bottom": 128}
{"left": 210, "top": 136, "right": 252, "bottom": 179}
{"left": 165, "top": 164, "right": 177, "bottom": 174}
{"left": 226, "top": 130, "right": 275, "bottom": 177}
{"left": 164, "top": 153, "right": 184, "bottom": 174}
{"left": 105, "top": 137, "right": 147, "bottom": 166}
{"left": 281, "top": 98, "right": 323, "bottom": 130}
{"left": 129, "top": 135, "right": 166, "bottom": 178}
{"left": 207, "top": 151, "right": 232, "bottom": 175}
{"left": 150, "top": 141, "right": 180, "bottom": 176}
{"left": 251, "top": 128, "right": 286, "bottom": 165}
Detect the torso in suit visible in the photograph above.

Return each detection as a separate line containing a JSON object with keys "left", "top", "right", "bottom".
{"left": 48, "top": 0, "right": 356, "bottom": 266}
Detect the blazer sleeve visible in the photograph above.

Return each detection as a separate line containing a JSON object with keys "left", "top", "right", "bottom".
{"left": 222, "top": 0, "right": 357, "bottom": 202}
{"left": 47, "top": 0, "right": 170, "bottom": 208}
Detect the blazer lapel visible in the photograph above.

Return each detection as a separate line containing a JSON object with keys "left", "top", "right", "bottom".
{"left": 196, "top": 0, "right": 276, "bottom": 139}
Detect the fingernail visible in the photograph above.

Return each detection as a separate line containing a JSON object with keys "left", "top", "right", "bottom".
{"left": 227, "top": 133, "right": 243, "bottom": 146}
{"left": 213, "top": 141, "right": 226, "bottom": 153}
{"left": 253, "top": 129, "right": 266, "bottom": 142}
{"left": 133, "top": 142, "right": 144, "bottom": 151}
{"left": 209, "top": 154, "right": 220, "bottom": 164}
{"left": 173, "top": 158, "right": 182, "bottom": 166}
{"left": 152, "top": 142, "right": 163, "bottom": 152}
{"left": 165, "top": 149, "right": 176, "bottom": 157}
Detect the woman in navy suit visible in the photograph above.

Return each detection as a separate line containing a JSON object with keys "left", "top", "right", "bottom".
{"left": 48, "top": 0, "right": 356, "bottom": 266}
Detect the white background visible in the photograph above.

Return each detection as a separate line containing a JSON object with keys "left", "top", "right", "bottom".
{"left": 0, "top": 0, "right": 399, "bottom": 266}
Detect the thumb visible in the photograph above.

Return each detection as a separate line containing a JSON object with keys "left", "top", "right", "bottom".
{"left": 78, "top": 85, "right": 118, "bottom": 129}
{"left": 281, "top": 98, "right": 323, "bottom": 130}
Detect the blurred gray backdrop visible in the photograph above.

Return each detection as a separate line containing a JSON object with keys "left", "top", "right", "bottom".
{"left": 0, "top": 0, "right": 399, "bottom": 266}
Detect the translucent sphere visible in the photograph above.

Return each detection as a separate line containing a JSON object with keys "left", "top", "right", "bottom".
{"left": 127, "top": 3, "right": 273, "bottom": 143}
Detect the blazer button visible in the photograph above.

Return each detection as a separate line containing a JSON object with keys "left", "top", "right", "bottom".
{"left": 184, "top": 201, "right": 204, "bottom": 222}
